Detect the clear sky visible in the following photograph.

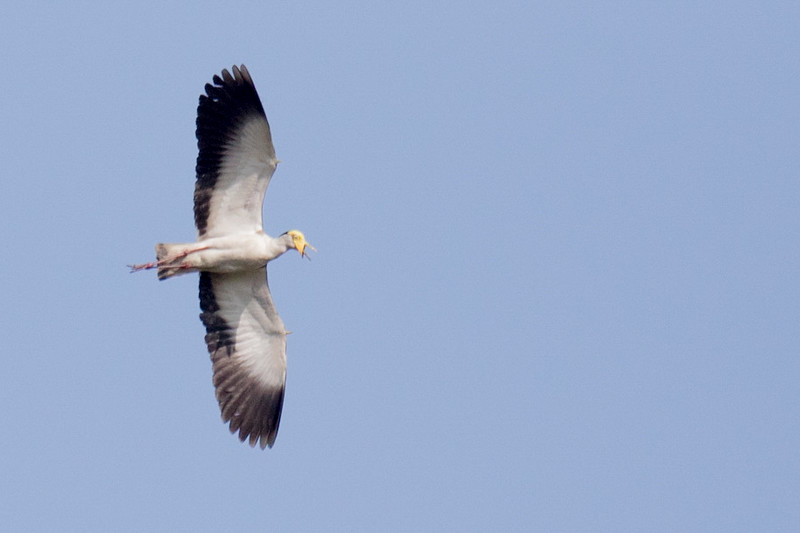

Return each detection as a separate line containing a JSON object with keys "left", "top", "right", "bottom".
{"left": 1, "top": 2, "right": 798, "bottom": 531}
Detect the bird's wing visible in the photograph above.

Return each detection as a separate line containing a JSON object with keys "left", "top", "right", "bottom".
{"left": 194, "top": 65, "right": 277, "bottom": 240}
{"left": 199, "top": 269, "right": 287, "bottom": 449}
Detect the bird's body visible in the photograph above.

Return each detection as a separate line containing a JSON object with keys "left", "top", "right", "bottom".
{"left": 130, "top": 65, "right": 312, "bottom": 449}
{"left": 154, "top": 231, "right": 300, "bottom": 278}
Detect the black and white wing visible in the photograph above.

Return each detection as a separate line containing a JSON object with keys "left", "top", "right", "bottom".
{"left": 199, "top": 269, "right": 287, "bottom": 449}
{"left": 194, "top": 65, "right": 278, "bottom": 240}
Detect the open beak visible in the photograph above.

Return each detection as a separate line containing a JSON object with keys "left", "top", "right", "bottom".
{"left": 298, "top": 241, "right": 316, "bottom": 259}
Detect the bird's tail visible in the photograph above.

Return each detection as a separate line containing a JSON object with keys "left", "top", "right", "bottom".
{"left": 156, "top": 243, "right": 193, "bottom": 280}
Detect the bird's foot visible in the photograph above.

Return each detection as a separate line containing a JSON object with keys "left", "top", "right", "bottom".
{"left": 128, "top": 262, "right": 157, "bottom": 273}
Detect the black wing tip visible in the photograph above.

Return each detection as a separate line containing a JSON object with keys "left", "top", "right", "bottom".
{"left": 211, "top": 64, "right": 249, "bottom": 87}
{"left": 221, "top": 383, "right": 286, "bottom": 450}
{"left": 199, "top": 64, "right": 260, "bottom": 107}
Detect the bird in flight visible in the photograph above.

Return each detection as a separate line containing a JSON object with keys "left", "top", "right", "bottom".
{"left": 130, "top": 65, "right": 313, "bottom": 449}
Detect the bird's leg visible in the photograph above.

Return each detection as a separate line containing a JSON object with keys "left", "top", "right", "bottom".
{"left": 168, "top": 245, "right": 210, "bottom": 261}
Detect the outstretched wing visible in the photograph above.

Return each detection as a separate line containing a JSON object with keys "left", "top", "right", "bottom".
{"left": 194, "top": 65, "right": 278, "bottom": 240}
{"left": 199, "top": 269, "right": 287, "bottom": 449}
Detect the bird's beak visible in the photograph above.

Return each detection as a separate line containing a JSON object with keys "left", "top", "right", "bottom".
{"left": 298, "top": 241, "right": 316, "bottom": 259}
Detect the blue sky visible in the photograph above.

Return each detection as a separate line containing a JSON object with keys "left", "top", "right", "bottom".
{"left": 1, "top": 2, "right": 799, "bottom": 531}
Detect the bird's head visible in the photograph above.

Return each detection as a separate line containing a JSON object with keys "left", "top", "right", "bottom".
{"left": 286, "top": 230, "right": 315, "bottom": 258}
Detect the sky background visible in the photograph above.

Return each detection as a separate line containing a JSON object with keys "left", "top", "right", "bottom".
{"left": 1, "top": 2, "right": 799, "bottom": 531}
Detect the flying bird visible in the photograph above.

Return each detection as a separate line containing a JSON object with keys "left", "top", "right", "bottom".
{"left": 130, "top": 65, "right": 313, "bottom": 449}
